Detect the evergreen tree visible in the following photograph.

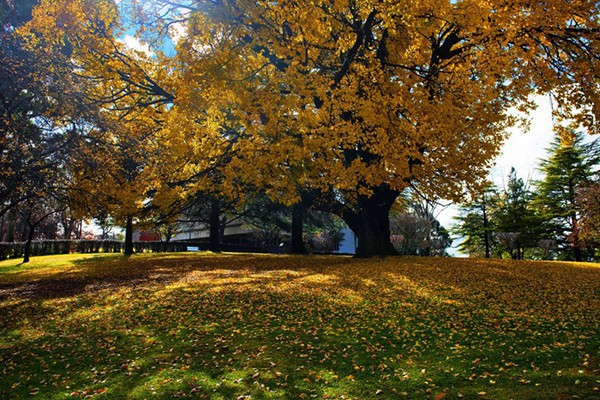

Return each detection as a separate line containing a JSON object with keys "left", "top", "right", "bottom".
{"left": 534, "top": 130, "right": 600, "bottom": 261}
{"left": 453, "top": 185, "right": 498, "bottom": 258}
{"left": 494, "top": 168, "right": 541, "bottom": 259}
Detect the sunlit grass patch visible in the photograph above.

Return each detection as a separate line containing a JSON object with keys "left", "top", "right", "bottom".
{"left": 0, "top": 252, "right": 117, "bottom": 273}
{"left": 0, "top": 253, "right": 598, "bottom": 399}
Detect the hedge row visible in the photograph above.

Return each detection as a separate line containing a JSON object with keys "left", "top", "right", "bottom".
{"left": 0, "top": 240, "right": 188, "bottom": 261}
{"left": 133, "top": 241, "right": 188, "bottom": 253}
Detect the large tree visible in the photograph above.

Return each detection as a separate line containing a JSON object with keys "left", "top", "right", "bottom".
{"left": 24, "top": 0, "right": 600, "bottom": 256}
{"left": 134, "top": 0, "right": 600, "bottom": 257}
{"left": 69, "top": 112, "right": 162, "bottom": 255}
{"left": 21, "top": 0, "right": 177, "bottom": 254}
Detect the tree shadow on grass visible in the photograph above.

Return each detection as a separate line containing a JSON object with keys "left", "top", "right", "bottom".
{"left": 0, "top": 253, "right": 351, "bottom": 301}
{"left": 1, "top": 254, "right": 599, "bottom": 321}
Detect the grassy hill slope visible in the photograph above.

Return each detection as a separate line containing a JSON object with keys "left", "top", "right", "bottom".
{"left": 0, "top": 253, "right": 598, "bottom": 399}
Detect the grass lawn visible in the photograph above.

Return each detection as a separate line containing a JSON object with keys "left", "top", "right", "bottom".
{"left": 0, "top": 253, "right": 598, "bottom": 399}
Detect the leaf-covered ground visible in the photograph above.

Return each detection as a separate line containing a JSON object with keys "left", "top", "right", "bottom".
{"left": 0, "top": 253, "right": 598, "bottom": 399}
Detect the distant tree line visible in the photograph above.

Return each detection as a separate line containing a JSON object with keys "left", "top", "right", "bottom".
{"left": 454, "top": 130, "right": 600, "bottom": 261}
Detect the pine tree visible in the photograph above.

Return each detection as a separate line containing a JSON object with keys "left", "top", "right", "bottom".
{"left": 535, "top": 130, "right": 600, "bottom": 261}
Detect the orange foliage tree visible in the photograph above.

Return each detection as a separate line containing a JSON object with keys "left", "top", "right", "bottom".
{"left": 23, "top": 0, "right": 600, "bottom": 256}
{"left": 21, "top": 0, "right": 177, "bottom": 254}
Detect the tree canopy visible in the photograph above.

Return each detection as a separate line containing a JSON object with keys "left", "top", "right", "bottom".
{"left": 18, "top": 0, "right": 600, "bottom": 256}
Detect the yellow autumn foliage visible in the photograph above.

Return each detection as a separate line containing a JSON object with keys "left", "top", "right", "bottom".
{"left": 19, "top": 0, "right": 600, "bottom": 235}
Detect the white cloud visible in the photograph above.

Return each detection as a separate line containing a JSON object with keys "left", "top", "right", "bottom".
{"left": 490, "top": 95, "right": 555, "bottom": 187}
{"left": 168, "top": 21, "right": 188, "bottom": 46}
{"left": 119, "top": 34, "right": 155, "bottom": 57}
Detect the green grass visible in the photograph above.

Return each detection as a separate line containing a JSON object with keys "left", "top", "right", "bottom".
{"left": 0, "top": 253, "right": 598, "bottom": 399}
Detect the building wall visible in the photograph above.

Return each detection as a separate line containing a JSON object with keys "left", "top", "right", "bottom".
{"left": 334, "top": 227, "right": 356, "bottom": 254}
{"left": 172, "top": 221, "right": 252, "bottom": 242}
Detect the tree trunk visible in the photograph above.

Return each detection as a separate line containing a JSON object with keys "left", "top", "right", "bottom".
{"left": 567, "top": 179, "right": 583, "bottom": 262}
{"left": 571, "top": 213, "right": 583, "bottom": 262}
{"left": 63, "top": 219, "right": 74, "bottom": 239}
{"left": 23, "top": 224, "right": 35, "bottom": 263}
{"left": 514, "top": 239, "right": 522, "bottom": 260}
{"left": 209, "top": 198, "right": 221, "bottom": 253}
{"left": 572, "top": 227, "right": 582, "bottom": 261}
{"left": 573, "top": 245, "right": 582, "bottom": 262}
{"left": 124, "top": 216, "right": 134, "bottom": 255}
{"left": 482, "top": 203, "right": 490, "bottom": 258}
{"left": 341, "top": 186, "right": 399, "bottom": 258}
{"left": 7, "top": 220, "right": 15, "bottom": 242}
{"left": 290, "top": 202, "right": 308, "bottom": 254}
